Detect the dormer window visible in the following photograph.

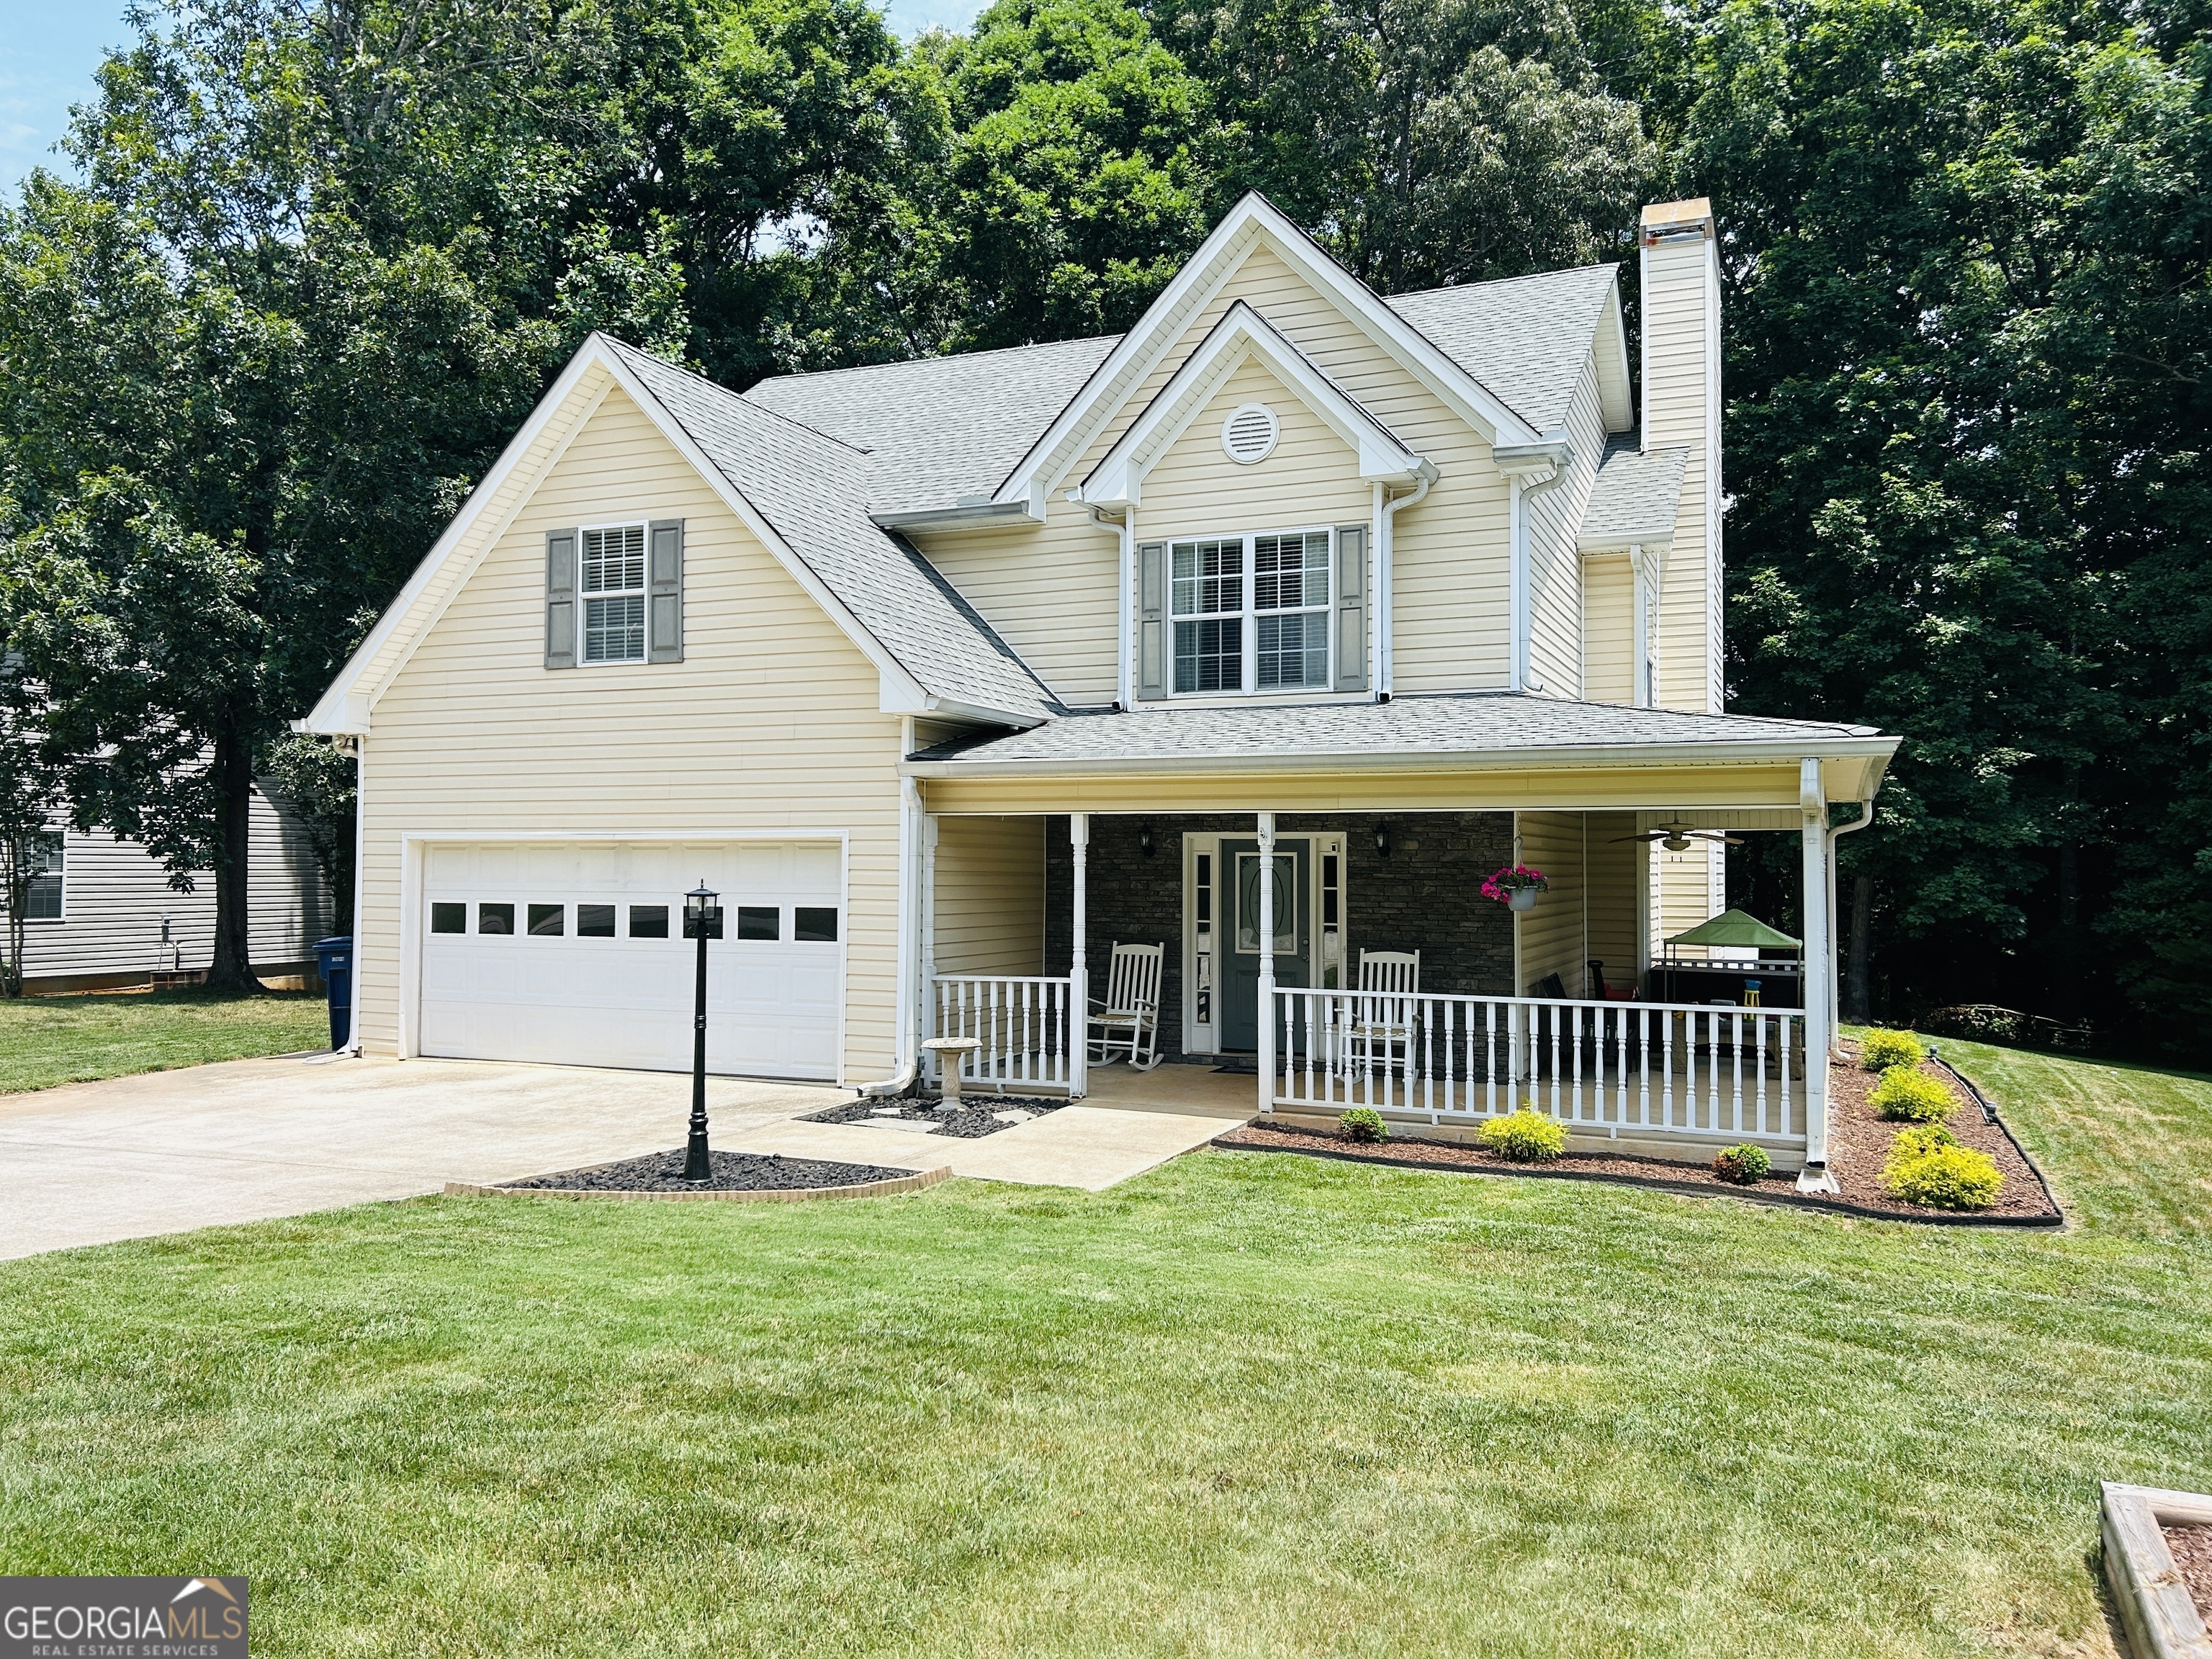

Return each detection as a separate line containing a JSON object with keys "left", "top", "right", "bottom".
{"left": 1171, "top": 529, "right": 1334, "bottom": 693}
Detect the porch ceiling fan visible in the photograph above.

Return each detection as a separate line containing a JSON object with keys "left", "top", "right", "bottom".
{"left": 1611, "top": 821, "right": 1745, "bottom": 853}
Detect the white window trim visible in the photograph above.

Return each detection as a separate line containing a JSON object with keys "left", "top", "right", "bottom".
{"left": 8, "top": 832, "right": 67, "bottom": 925}
{"left": 576, "top": 518, "right": 651, "bottom": 668}
{"left": 1166, "top": 523, "right": 1339, "bottom": 698}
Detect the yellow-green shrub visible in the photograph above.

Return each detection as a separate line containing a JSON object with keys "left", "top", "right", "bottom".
{"left": 1858, "top": 1028, "right": 1927, "bottom": 1071}
{"left": 1882, "top": 1142, "right": 2002, "bottom": 1209}
{"left": 1477, "top": 1108, "right": 1568, "bottom": 1163}
{"left": 1869, "top": 1066, "right": 1956, "bottom": 1123}
{"left": 1889, "top": 1123, "right": 1959, "bottom": 1162}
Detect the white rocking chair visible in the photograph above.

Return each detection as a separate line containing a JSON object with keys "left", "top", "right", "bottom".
{"left": 1348, "top": 949, "right": 1421, "bottom": 1073}
{"left": 1088, "top": 941, "right": 1164, "bottom": 1070}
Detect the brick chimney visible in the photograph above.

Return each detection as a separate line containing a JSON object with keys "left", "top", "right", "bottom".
{"left": 1637, "top": 199, "right": 1722, "bottom": 716}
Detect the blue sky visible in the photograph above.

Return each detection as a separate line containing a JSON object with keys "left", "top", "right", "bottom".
{"left": 0, "top": 0, "right": 982, "bottom": 202}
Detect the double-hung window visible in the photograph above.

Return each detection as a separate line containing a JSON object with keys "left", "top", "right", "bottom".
{"left": 580, "top": 524, "right": 647, "bottom": 664}
{"left": 1171, "top": 529, "right": 1333, "bottom": 693}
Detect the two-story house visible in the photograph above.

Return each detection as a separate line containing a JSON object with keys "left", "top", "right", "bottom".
{"left": 302, "top": 195, "right": 1897, "bottom": 1191}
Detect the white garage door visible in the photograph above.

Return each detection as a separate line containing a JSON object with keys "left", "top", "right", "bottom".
{"left": 418, "top": 840, "right": 843, "bottom": 1080}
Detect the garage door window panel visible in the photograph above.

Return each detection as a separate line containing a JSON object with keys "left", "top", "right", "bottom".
{"left": 629, "top": 904, "right": 669, "bottom": 938}
{"left": 577, "top": 904, "right": 616, "bottom": 938}
{"left": 431, "top": 902, "right": 465, "bottom": 935}
{"left": 737, "top": 906, "right": 779, "bottom": 941}
{"left": 794, "top": 907, "right": 839, "bottom": 943}
{"left": 528, "top": 904, "right": 565, "bottom": 936}
{"left": 478, "top": 903, "right": 514, "bottom": 935}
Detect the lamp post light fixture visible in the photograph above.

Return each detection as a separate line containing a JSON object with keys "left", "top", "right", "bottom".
{"left": 681, "top": 880, "right": 724, "bottom": 1182}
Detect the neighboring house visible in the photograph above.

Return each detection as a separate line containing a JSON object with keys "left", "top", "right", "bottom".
{"left": 2, "top": 786, "right": 332, "bottom": 992}
{"left": 303, "top": 195, "right": 1899, "bottom": 1190}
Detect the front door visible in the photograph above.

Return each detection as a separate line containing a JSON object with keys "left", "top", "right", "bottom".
{"left": 1221, "top": 837, "right": 1310, "bottom": 1051}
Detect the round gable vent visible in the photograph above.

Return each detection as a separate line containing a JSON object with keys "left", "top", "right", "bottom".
{"left": 1221, "top": 403, "right": 1280, "bottom": 464}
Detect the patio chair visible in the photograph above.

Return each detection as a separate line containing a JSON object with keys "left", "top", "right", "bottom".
{"left": 1347, "top": 949, "right": 1421, "bottom": 1074}
{"left": 1088, "top": 942, "right": 1164, "bottom": 1069}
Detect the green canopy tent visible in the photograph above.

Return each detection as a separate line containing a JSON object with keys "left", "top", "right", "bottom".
{"left": 1665, "top": 909, "right": 1800, "bottom": 951}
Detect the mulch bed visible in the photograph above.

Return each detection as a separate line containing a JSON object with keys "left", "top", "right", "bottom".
{"left": 2166, "top": 1525, "right": 2212, "bottom": 1621}
{"left": 803, "top": 1094, "right": 1066, "bottom": 1140}
{"left": 502, "top": 1148, "right": 916, "bottom": 1192}
{"left": 1213, "top": 1042, "right": 2061, "bottom": 1226}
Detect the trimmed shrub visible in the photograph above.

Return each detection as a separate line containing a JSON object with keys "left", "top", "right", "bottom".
{"left": 1712, "top": 1143, "right": 1771, "bottom": 1185}
{"left": 1889, "top": 1123, "right": 1959, "bottom": 1163}
{"left": 1476, "top": 1108, "right": 1568, "bottom": 1163}
{"left": 1883, "top": 1143, "right": 2003, "bottom": 1210}
{"left": 1339, "top": 1107, "right": 1387, "bottom": 1143}
{"left": 1858, "top": 1028, "right": 1928, "bottom": 1071}
{"left": 1869, "top": 1066, "right": 1957, "bottom": 1123}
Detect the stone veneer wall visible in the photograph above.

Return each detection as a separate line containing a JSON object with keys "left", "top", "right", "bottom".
{"left": 1043, "top": 811, "right": 1517, "bottom": 1063}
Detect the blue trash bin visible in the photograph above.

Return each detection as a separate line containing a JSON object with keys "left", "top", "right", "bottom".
{"left": 313, "top": 936, "right": 354, "bottom": 1051}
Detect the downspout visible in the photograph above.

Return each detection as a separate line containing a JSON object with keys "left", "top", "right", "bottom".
{"left": 1377, "top": 467, "right": 1431, "bottom": 698}
{"left": 1096, "top": 505, "right": 1133, "bottom": 709}
{"left": 347, "top": 735, "right": 365, "bottom": 1056}
{"left": 1827, "top": 796, "right": 1877, "bottom": 1040}
{"left": 861, "top": 729, "right": 925, "bottom": 1097}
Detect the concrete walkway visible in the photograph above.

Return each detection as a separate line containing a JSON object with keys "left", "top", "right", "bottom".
{"left": 0, "top": 1056, "right": 1254, "bottom": 1259}
{"left": 0, "top": 1055, "right": 840, "bottom": 1261}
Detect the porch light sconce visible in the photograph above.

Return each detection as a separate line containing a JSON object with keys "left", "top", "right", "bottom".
{"left": 1375, "top": 825, "right": 1392, "bottom": 858}
{"left": 1138, "top": 824, "right": 1155, "bottom": 858}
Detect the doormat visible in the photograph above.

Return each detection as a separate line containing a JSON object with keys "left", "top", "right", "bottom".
{"left": 1213, "top": 1058, "right": 1259, "bottom": 1075}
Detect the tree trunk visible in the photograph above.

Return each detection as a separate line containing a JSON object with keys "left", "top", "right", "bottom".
{"left": 1845, "top": 873, "right": 1872, "bottom": 1024}
{"left": 204, "top": 728, "right": 266, "bottom": 993}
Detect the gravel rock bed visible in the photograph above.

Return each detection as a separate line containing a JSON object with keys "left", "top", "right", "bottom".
{"left": 1216, "top": 1045, "right": 2059, "bottom": 1224}
{"left": 503, "top": 1148, "right": 916, "bottom": 1192}
{"left": 803, "top": 1095, "right": 1068, "bottom": 1139}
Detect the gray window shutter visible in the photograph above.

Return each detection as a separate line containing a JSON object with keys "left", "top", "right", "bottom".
{"left": 1136, "top": 541, "right": 1167, "bottom": 701}
{"left": 544, "top": 528, "right": 577, "bottom": 670}
{"left": 1334, "top": 524, "right": 1368, "bottom": 691}
{"left": 647, "top": 518, "right": 684, "bottom": 663}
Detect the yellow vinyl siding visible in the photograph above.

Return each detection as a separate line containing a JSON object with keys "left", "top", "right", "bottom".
{"left": 1583, "top": 810, "right": 1642, "bottom": 994}
{"left": 1526, "top": 354, "right": 1609, "bottom": 698}
{"left": 914, "top": 511, "right": 1122, "bottom": 710}
{"left": 359, "top": 385, "right": 906, "bottom": 1079}
{"left": 1641, "top": 233, "right": 1720, "bottom": 714}
{"left": 1581, "top": 554, "right": 1635, "bottom": 703}
{"left": 932, "top": 815, "right": 1044, "bottom": 976}
{"left": 1650, "top": 837, "right": 1723, "bottom": 962}
{"left": 1513, "top": 810, "right": 1588, "bottom": 994}
{"left": 1136, "top": 359, "right": 1371, "bottom": 538}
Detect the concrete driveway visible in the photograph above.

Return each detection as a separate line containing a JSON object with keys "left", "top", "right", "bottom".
{"left": 0, "top": 1055, "right": 840, "bottom": 1261}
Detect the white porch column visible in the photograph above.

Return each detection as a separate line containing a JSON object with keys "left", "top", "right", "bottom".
{"left": 1071, "top": 812, "right": 1089, "bottom": 1097}
{"left": 1797, "top": 757, "right": 1839, "bottom": 1193}
{"left": 1256, "top": 811, "right": 1276, "bottom": 1113}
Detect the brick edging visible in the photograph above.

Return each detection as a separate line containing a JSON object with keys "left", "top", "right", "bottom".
{"left": 443, "top": 1164, "right": 953, "bottom": 1202}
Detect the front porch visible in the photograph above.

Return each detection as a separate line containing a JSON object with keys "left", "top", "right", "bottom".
{"left": 918, "top": 804, "right": 1825, "bottom": 1174}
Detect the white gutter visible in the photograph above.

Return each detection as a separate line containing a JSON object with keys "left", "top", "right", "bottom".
{"left": 1377, "top": 467, "right": 1433, "bottom": 696}
{"left": 859, "top": 752, "right": 927, "bottom": 1096}
{"left": 1495, "top": 436, "right": 1574, "bottom": 692}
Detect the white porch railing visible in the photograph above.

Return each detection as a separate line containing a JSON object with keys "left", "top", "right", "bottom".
{"left": 1272, "top": 989, "right": 1807, "bottom": 1146}
{"left": 932, "top": 975, "right": 1076, "bottom": 1093}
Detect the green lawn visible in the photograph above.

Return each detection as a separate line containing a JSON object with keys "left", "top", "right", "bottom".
{"left": 1, "top": 1040, "right": 2207, "bottom": 1657}
{"left": 0, "top": 988, "right": 331, "bottom": 1094}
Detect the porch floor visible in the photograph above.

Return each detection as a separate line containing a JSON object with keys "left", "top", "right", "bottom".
{"left": 1077, "top": 1061, "right": 1259, "bottom": 1117}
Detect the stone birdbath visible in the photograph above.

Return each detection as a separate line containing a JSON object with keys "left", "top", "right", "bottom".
{"left": 921, "top": 1036, "right": 982, "bottom": 1112}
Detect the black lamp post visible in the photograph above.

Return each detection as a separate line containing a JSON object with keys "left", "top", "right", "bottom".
{"left": 681, "top": 879, "right": 723, "bottom": 1182}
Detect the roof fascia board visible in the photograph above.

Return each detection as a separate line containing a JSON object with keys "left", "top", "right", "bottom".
{"left": 300, "top": 345, "right": 616, "bottom": 733}
{"left": 902, "top": 734, "right": 1902, "bottom": 780}
{"left": 1077, "top": 302, "right": 1427, "bottom": 506}
{"left": 1579, "top": 531, "right": 1676, "bottom": 554}
{"left": 993, "top": 194, "right": 1544, "bottom": 508}
{"left": 1595, "top": 284, "right": 1633, "bottom": 433}
{"left": 868, "top": 500, "right": 1039, "bottom": 534}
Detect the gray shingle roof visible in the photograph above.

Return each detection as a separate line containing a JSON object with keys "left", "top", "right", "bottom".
{"left": 744, "top": 335, "right": 1120, "bottom": 516}
{"left": 743, "top": 264, "right": 1621, "bottom": 512}
{"left": 609, "top": 339, "right": 1059, "bottom": 722}
{"left": 908, "top": 693, "right": 1885, "bottom": 768}
{"left": 1579, "top": 437, "right": 1690, "bottom": 549}
{"left": 1386, "top": 266, "right": 1620, "bottom": 433}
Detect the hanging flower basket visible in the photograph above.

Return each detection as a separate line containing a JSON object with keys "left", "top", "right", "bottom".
{"left": 1483, "top": 865, "right": 1549, "bottom": 912}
